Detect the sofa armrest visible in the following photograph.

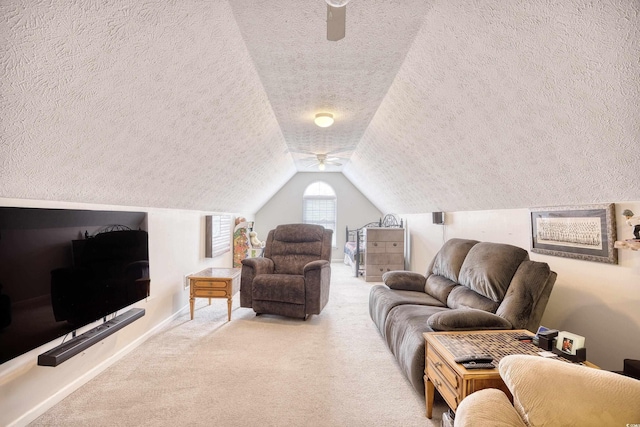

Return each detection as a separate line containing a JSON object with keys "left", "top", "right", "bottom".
{"left": 499, "top": 355, "right": 640, "bottom": 426}
{"left": 240, "top": 257, "right": 274, "bottom": 308}
{"left": 303, "top": 260, "right": 331, "bottom": 315}
{"left": 303, "top": 259, "right": 330, "bottom": 273}
{"left": 241, "top": 257, "right": 274, "bottom": 274}
{"left": 381, "top": 271, "right": 426, "bottom": 292}
{"left": 454, "top": 388, "right": 526, "bottom": 427}
{"left": 427, "top": 308, "right": 513, "bottom": 331}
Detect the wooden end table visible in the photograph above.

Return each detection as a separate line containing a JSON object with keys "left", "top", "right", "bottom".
{"left": 423, "top": 329, "right": 598, "bottom": 418}
{"left": 188, "top": 268, "right": 240, "bottom": 321}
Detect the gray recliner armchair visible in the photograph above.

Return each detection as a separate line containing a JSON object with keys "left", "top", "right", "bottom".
{"left": 240, "top": 224, "right": 333, "bottom": 319}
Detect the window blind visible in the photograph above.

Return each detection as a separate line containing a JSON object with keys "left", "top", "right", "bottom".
{"left": 303, "top": 197, "right": 336, "bottom": 246}
{"left": 205, "top": 215, "right": 232, "bottom": 258}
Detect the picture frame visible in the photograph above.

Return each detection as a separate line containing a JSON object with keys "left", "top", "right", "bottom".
{"left": 555, "top": 331, "right": 585, "bottom": 356}
{"left": 530, "top": 203, "right": 617, "bottom": 264}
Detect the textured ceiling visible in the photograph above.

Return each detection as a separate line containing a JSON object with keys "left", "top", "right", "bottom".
{"left": 1, "top": 0, "right": 295, "bottom": 212}
{"left": 1, "top": 0, "right": 639, "bottom": 214}
{"left": 343, "top": 0, "right": 640, "bottom": 212}
{"left": 227, "top": 0, "right": 433, "bottom": 171}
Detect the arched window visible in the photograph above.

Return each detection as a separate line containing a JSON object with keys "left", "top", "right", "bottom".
{"left": 303, "top": 181, "right": 337, "bottom": 247}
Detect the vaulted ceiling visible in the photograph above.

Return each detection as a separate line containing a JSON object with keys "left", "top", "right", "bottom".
{"left": 2, "top": 1, "right": 639, "bottom": 214}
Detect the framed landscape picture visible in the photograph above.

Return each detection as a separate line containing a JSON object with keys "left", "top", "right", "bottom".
{"left": 530, "top": 203, "right": 617, "bottom": 264}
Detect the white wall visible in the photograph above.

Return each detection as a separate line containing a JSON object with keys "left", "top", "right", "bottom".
{"left": 255, "top": 172, "right": 383, "bottom": 260}
{"left": 403, "top": 201, "right": 640, "bottom": 372}
{"left": 3, "top": 195, "right": 637, "bottom": 425}
{"left": 0, "top": 198, "right": 237, "bottom": 427}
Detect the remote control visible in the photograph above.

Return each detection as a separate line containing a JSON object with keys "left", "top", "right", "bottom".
{"left": 454, "top": 354, "right": 494, "bottom": 364}
{"left": 462, "top": 362, "right": 496, "bottom": 370}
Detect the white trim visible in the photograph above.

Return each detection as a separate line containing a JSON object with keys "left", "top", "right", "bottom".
{"left": 9, "top": 305, "right": 189, "bottom": 427}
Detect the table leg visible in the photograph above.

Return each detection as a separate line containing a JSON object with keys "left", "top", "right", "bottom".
{"left": 425, "top": 375, "right": 434, "bottom": 418}
{"left": 189, "top": 296, "right": 195, "bottom": 320}
{"left": 227, "top": 296, "right": 232, "bottom": 321}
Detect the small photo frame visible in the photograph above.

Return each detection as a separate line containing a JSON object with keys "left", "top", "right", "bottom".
{"left": 556, "top": 331, "right": 585, "bottom": 355}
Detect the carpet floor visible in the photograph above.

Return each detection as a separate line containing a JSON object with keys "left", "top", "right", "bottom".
{"left": 30, "top": 262, "right": 446, "bottom": 426}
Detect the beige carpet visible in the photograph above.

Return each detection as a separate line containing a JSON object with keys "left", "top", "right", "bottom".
{"left": 30, "top": 262, "right": 446, "bottom": 426}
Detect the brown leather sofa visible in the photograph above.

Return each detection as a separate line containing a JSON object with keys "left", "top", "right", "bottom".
{"left": 240, "top": 224, "right": 333, "bottom": 319}
{"left": 369, "top": 238, "right": 557, "bottom": 394}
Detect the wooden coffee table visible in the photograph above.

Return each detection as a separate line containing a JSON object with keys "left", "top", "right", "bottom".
{"left": 423, "top": 329, "right": 597, "bottom": 418}
{"left": 188, "top": 268, "right": 240, "bottom": 321}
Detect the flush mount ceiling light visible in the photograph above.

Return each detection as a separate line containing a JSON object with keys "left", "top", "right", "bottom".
{"left": 314, "top": 113, "right": 334, "bottom": 128}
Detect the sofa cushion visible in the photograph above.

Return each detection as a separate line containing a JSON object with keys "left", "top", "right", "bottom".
{"left": 430, "top": 239, "right": 478, "bottom": 283}
{"left": 447, "top": 285, "right": 500, "bottom": 312}
{"left": 253, "top": 274, "right": 305, "bottom": 304}
{"left": 384, "top": 304, "right": 449, "bottom": 394}
{"left": 458, "top": 242, "right": 529, "bottom": 302}
{"left": 496, "top": 260, "right": 555, "bottom": 329}
{"left": 425, "top": 274, "right": 458, "bottom": 305}
{"left": 369, "top": 285, "right": 445, "bottom": 336}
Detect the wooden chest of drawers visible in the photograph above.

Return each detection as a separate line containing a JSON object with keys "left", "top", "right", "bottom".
{"left": 362, "top": 227, "right": 405, "bottom": 282}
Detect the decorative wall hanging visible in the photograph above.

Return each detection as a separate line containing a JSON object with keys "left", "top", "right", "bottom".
{"left": 530, "top": 203, "right": 617, "bottom": 264}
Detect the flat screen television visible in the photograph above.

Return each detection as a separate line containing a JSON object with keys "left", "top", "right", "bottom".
{"left": 0, "top": 207, "right": 150, "bottom": 365}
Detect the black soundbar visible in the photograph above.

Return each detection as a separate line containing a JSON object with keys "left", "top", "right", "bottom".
{"left": 38, "top": 308, "right": 145, "bottom": 367}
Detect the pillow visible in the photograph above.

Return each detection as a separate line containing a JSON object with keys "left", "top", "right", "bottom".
{"left": 382, "top": 271, "right": 425, "bottom": 292}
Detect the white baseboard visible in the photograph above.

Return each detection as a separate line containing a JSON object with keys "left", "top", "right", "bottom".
{"left": 9, "top": 305, "right": 189, "bottom": 427}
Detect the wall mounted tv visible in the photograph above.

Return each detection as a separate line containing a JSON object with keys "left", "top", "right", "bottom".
{"left": 0, "top": 207, "right": 150, "bottom": 365}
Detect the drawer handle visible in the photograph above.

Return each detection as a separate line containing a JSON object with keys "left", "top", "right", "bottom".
{"left": 379, "top": 268, "right": 384, "bottom": 272}
{"left": 393, "top": 243, "right": 397, "bottom": 246}
{"left": 434, "top": 361, "right": 443, "bottom": 368}
{"left": 373, "top": 242, "right": 378, "bottom": 246}
{"left": 434, "top": 379, "right": 442, "bottom": 388}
